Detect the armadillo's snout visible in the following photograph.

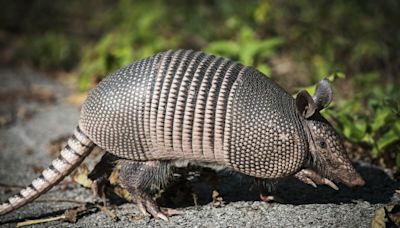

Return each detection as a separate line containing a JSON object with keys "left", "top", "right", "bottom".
{"left": 343, "top": 172, "right": 365, "bottom": 187}
{"left": 332, "top": 165, "right": 366, "bottom": 188}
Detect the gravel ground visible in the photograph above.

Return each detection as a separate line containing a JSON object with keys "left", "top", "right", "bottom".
{"left": 0, "top": 68, "right": 399, "bottom": 227}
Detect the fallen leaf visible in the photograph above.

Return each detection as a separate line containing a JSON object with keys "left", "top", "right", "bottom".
{"left": 72, "top": 164, "right": 93, "bottom": 188}
{"left": 372, "top": 204, "right": 400, "bottom": 228}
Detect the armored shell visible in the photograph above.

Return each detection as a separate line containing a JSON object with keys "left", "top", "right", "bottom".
{"left": 79, "top": 49, "right": 307, "bottom": 178}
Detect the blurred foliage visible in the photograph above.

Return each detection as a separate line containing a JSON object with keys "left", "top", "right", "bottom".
{"left": 206, "top": 26, "right": 282, "bottom": 76}
{"left": 0, "top": 0, "right": 399, "bottom": 168}
{"left": 331, "top": 79, "right": 400, "bottom": 158}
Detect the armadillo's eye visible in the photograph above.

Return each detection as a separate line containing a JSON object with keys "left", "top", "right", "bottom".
{"left": 319, "top": 141, "right": 327, "bottom": 149}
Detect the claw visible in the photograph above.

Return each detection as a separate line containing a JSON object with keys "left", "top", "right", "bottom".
{"left": 162, "top": 208, "right": 183, "bottom": 216}
{"left": 136, "top": 202, "right": 150, "bottom": 217}
{"left": 131, "top": 191, "right": 182, "bottom": 221}
{"left": 322, "top": 178, "right": 339, "bottom": 190}
{"left": 295, "top": 169, "right": 338, "bottom": 190}
{"left": 156, "top": 212, "right": 169, "bottom": 221}
{"left": 299, "top": 176, "right": 317, "bottom": 188}
{"left": 151, "top": 208, "right": 182, "bottom": 221}
{"left": 259, "top": 194, "right": 285, "bottom": 203}
{"left": 260, "top": 194, "right": 275, "bottom": 202}
{"left": 309, "top": 180, "right": 317, "bottom": 188}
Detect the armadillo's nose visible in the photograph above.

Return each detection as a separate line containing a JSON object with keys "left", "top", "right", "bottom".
{"left": 345, "top": 173, "right": 365, "bottom": 187}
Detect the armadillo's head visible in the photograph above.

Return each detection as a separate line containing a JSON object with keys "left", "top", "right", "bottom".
{"left": 296, "top": 79, "right": 365, "bottom": 188}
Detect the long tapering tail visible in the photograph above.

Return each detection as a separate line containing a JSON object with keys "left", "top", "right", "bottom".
{"left": 0, "top": 125, "right": 95, "bottom": 216}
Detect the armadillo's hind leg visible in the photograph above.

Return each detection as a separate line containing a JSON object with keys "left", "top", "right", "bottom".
{"left": 119, "top": 160, "right": 180, "bottom": 221}
{"left": 88, "top": 152, "right": 119, "bottom": 205}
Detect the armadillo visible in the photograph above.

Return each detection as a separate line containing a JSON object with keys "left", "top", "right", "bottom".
{"left": 0, "top": 49, "right": 365, "bottom": 220}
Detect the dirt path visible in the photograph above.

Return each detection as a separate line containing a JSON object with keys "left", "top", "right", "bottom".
{"left": 0, "top": 68, "right": 398, "bottom": 227}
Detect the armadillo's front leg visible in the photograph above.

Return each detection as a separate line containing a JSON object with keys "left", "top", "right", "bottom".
{"left": 119, "top": 160, "right": 179, "bottom": 221}
{"left": 255, "top": 178, "right": 282, "bottom": 203}
{"left": 295, "top": 169, "right": 339, "bottom": 190}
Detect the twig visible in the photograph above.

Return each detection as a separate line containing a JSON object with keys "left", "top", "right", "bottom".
{"left": 11, "top": 203, "right": 99, "bottom": 227}
{"left": 35, "top": 199, "right": 92, "bottom": 204}
{"left": 16, "top": 215, "right": 66, "bottom": 227}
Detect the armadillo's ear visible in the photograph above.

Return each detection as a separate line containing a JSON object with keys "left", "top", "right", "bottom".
{"left": 312, "top": 78, "right": 333, "bottom": 111}
{"left": 296, "top": 90, "right": 317, "bottom": 119}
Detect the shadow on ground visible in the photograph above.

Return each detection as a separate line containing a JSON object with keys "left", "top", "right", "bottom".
{"left": 276, "top": 165, "right": 397, "bottom": 205}
{"left": 157, "top": 164, "right": 398, "bottom": 208}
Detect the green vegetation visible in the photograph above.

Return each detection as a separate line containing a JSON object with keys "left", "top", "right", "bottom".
{"left": 1, "top": 0, "right": 399, "bottom": 168}
{"left": 325, "top": 75, "right": 400, "bottom": 167}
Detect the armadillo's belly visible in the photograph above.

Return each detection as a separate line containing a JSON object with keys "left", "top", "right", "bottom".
{"left": 79, "top": 50, "right": 245, "bottom": 164}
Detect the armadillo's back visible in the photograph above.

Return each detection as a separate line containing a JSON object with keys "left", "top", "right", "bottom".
{"left": 80, "top": 50, "right": 243, "bottom": 162}
{"left": 79, "top": 49, "right": 307, "bottom": 178}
